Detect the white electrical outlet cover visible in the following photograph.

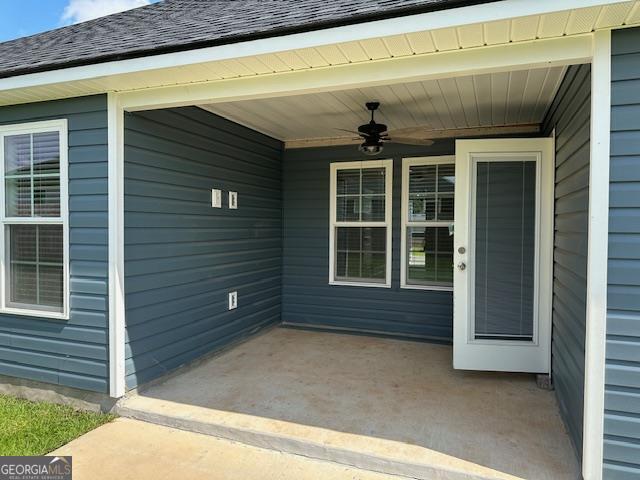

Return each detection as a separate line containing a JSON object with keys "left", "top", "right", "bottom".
{"left": 211, "top": 189, "right": 222, "bottom": 208}
{"left": 228, "top": 291, "right": 237, "bottom": 310}
{"left": 229, "top": 191, "right": 238, "bottom": 209}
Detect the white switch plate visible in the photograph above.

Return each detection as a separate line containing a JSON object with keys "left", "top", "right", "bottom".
{"left": 211, "top": 189, "right": 222, "bottom": 208}
{"left": 228, "top": 291, "right": 237, "bottom": 310}
{"left": 229, "top": 191, "right": 238, "bottom": 209}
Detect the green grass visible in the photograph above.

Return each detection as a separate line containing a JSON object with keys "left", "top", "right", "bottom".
{"left": 0, "top": 394, "right": 115, "bottom": 456}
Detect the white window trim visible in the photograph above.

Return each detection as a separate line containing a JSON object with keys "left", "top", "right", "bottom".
{"left": 401, "top": 156, "right": 456, "bottom": 291}
{"left": 0, "top": 119, "right": 69, "bottom": 320}
{"left": 329, "top": 159, "right": 393, "bottom": 288}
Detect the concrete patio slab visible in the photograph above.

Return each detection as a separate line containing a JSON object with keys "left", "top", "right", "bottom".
{"left": 51, "top": 418, "right": 408, "bottom": 480}
{"left": 118, "top": 328, "right": 579, "bottom": 480}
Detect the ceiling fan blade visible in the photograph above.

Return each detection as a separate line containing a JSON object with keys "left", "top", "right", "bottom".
{"left": 387, "top": 137, "right": 435, "bottom": 146}
{"left": 335, "top": 128, "right": 366, "bottom": 136}
{"left": 387, "top": 126, "right": 433, "bottom": 137}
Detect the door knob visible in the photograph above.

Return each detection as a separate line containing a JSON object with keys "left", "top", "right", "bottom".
{"left": 457, "top": 262, "right": 466, "bottom": 271}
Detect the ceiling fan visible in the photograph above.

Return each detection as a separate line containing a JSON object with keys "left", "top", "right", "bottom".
{"left": 339, "top": 102, "right": 435, "bottom": 155}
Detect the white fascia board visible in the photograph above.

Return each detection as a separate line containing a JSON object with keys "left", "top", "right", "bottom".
{"left": 120, "top": 34, "right": 592, "bottom": 111}
{"left": 0, "top": 0, "right": 627, "bottom": 92}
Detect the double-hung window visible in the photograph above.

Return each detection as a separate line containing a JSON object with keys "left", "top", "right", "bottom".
{"left": 329, "top": 160, "right": 392, "bottom": 287}
{"left": 0, "top": 120, "right": 69, "bottom": 318}
{"left": 401, "top": 156, "right": 455, "bottom": 290}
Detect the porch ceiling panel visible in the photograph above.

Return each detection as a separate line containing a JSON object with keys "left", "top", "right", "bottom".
{"left": 0, "top": 2, "right": 638, "bottom": 107}
{"left": 199, "top": 66, "right": 566, "bottom": 143}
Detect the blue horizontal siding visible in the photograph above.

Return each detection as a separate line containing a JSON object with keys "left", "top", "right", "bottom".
{"left": 604, "top": 26, "right": 640, "bottom": 480}
{"left": 541, "top": 63, "right": 590, "bottom": 458}
{"left": 0, "top": 95, "right": 109, "bottom": 393}
{"left": 282, "top": 142, "right": 455, "bottom": 341}
{"left": 124, "top": 107, "right": 282, "bottom": 389}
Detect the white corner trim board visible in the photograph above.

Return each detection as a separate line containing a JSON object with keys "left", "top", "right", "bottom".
{"left": 582, "top": 28, "right": 611, "bottom": 480}
{"left": 107, "top": 93, "right": 126, "bottom": 398}
{"left": 0, "top": 0, "right": 625, "bottom": 93}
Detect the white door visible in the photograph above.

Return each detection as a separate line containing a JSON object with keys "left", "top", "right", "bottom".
{"left": 453, "top": 138, "right": 554, "bottom": 373}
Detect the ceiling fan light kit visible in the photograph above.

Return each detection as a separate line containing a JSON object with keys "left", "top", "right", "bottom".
{"left": 359, "top": 139, "right": 385, "bottom": 155}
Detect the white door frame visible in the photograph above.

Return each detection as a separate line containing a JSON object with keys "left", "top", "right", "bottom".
{"left": 453, "top": 138, "right": 554, "bottom": 373}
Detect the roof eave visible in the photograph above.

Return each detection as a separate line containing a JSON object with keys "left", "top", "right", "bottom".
{"left": 0, "top": 0, "right": 495, "bottom": 80}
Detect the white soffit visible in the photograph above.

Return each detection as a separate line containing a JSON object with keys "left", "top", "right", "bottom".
{"left": 199, "top": 66, "right": 567, "bottom": 142}
{"left": 0, "top": 1, "right": 638, "bottom": 106}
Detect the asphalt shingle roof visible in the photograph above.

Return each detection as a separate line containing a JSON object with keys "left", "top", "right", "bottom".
{"left": 0, "top": 0, "right": 498, "bottom": 79}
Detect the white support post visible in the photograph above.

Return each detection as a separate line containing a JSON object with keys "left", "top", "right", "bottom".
{"left": 583, "top": 28, "right": 611, "bottom": 480}
{"left": 107, "top": 92, "right": 126, "bottom": 398}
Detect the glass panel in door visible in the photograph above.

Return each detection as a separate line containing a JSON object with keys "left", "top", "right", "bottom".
{"left": 473, "top": 159, "right": 536, "bottom": 341}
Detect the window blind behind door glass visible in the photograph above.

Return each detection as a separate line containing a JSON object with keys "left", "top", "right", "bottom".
{"left": 474, "top": 159, "right": 536, "bottom": 340}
